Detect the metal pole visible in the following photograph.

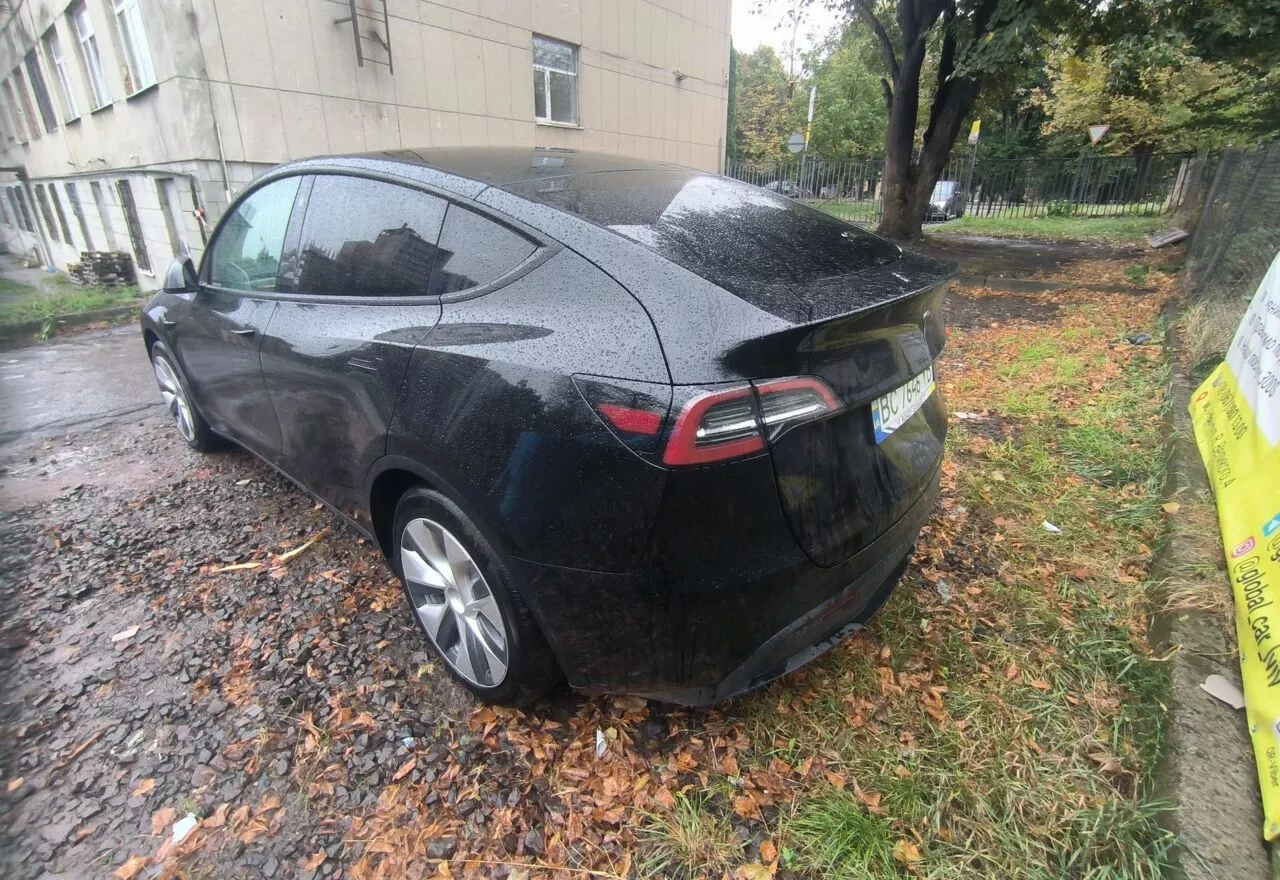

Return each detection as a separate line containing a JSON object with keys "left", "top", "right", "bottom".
{"left": 799, "top": 85, "right": 816, "bottom": 195}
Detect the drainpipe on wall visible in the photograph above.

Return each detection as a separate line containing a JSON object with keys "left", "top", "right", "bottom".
{"left": 0, "top": 165, "right": 56, "bottom": 272}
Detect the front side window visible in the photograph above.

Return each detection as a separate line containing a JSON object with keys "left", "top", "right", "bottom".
{"left": 532, "top": 35, "right": 577, "bottom": 126}
{"left": 25, "top": 51, "right": 58, "bottom": 132}
{"left": 294, "top": 176, "right": 447, "bottom": 297}
{"left": 111, "top": 0, "right": 155, "bottom": 93}
{"left": 208, "top": 176, "right": 301, "bottom": 292}
{"left": 428, "top": 205, "right": 536, "bottom": 296}
{"left": 45, "top": 28, "right": 79, "bottom": 119}
{"left": 71, "top": 4, "right": 110, "bottom": 109}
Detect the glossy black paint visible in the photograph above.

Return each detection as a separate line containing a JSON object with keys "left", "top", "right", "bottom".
{"left": 142, "top": 147, "right": 954, "bottom": 705}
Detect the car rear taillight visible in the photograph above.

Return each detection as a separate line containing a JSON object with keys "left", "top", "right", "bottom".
{"left": 663, "top": 377, "right": 839, "bottom": 466}
{"left": 573, "top": 375, "right": 673, "bottom": 457}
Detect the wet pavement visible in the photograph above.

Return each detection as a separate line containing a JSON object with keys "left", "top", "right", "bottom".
{"left": 0, "top": 326, "right": 158, "bottom": 451}
{"left": 0, "top": 335, "right": 486, "bottom": 878}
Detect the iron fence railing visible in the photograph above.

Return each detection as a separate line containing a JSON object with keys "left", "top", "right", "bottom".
{"left": 725, "top": 153, "right": 1198, "bottom": 224}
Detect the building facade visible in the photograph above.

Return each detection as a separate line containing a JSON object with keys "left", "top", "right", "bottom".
{"left": 0, "top": 0, "right": 731, "bottom": 287}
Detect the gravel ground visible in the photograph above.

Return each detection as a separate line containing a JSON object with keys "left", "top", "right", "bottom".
{"left": 0, "top": 416, "right": 503, "bottom": 879}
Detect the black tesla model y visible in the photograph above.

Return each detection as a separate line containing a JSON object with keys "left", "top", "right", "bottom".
{"left": 142, "top": 148, "right": 953, "bottom": 706}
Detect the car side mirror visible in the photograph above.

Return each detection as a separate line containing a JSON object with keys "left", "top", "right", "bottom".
{"left": 163, "top": 257, "right": 199, "bottom": 293}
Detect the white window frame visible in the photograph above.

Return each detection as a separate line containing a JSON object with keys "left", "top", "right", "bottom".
{"left": 71, "top": 4, "right": 110, "bottom": 109}
{"left": 111, "top": 0, "right": 156, "bottom": 94}
{"left": 44, "top": 28, "right": 80, "bottom": 120}
{"left": 532, "top": 35, "right": 578, "bottom": 127}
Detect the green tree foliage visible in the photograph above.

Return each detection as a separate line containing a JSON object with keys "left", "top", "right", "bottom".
{"left": 731, "top": 46, "right": 797, "bottom": 163}
{"left": 1034, "top": 41, "right": 1268, "bottom": 153}
{"left": 797, "top": 28, "right": 887, "bottom": 159}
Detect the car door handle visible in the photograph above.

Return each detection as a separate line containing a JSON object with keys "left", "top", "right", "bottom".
{"left": 230, "top": 328, "right": 256, "bottom": 337}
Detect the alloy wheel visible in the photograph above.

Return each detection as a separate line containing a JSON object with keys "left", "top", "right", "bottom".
{"left": 399, "top": 517, "right": 510, "bottom": 688}
{"left": 153, "top": 354, "right": 196, "bottom": 442}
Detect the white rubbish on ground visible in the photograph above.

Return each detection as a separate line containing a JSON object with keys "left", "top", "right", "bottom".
{"left": 1200, "top": 674, "right": 1246, "bottom": 710}
{"left": 595, "top": 728, "right": 607, "bottom": 759}
{"left": 110, "top": 625, "right": 139, "bottom": 643}
{"left": 1042, "top": 521, "right": 1062, "bottom": 534}
{"left": 171, "top": 813, "right": 198, "bottom": 844}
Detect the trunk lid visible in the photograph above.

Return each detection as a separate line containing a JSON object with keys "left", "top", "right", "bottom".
{"left": 738, "top": 255, "right": 951, "bottom": 566}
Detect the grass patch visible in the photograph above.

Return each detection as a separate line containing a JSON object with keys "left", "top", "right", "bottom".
{"left": 787, "top": 794, "right": 897, "bottom": 877}
{"left": 0, "top": 279, "right": 144, "bottom": 329}
{"left": 928, "top": 214, "right": 1167, "bottom": 244}
{"left": 638, "top": 792, "right": 741, "bottom": 879}
{"left": 730, "top": 286, "right": 1174, "bottom": 878}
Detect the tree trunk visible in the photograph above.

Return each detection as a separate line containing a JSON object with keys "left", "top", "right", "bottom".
{"left": 875, "top": 75, "right": 980, "bottom": 241}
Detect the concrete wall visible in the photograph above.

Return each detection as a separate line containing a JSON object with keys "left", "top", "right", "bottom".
{"left": 0, "top": 0, "right": 732, "bottom": 287}
{"left": 200, "top": 0, "right": 731, "bottom": 170}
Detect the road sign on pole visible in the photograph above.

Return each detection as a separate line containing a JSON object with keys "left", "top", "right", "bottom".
{"left": 967, "top": 120, "right": 981, "bottom": 146}
{"left": 1088, "top": 124, "right": 1109, "bottom": 146}
{"left": 787, "top": 132, "right": 805, "bottom": 154}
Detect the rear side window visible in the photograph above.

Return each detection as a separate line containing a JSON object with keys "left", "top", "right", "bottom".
{"left": 209, "top": 176, "right": 301, "bottom": 291}
{"left": 428, "top": 205, "right": 536, "bottom": 296}
{"left": 295, "top": 176, "right": 447, "bottom": 297}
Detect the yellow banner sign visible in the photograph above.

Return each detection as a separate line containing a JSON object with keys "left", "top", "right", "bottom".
{"left": 1190, "top": 251, "right": 1280, "bottom": 840}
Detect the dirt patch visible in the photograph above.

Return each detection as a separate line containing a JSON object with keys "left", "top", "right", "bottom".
{"left": 913, "top": 233, "right": 1144, "bottom": 279}
{"left": 945, "top": 289, "right": 1059, "bottom": 330}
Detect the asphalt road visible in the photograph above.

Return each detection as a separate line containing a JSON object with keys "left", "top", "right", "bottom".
{"left": 0, "top": 325, "right": 158, "bottom": 450}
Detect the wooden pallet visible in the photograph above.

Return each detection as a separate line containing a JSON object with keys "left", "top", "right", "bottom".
{"left": 66, "top": 251, "right": 137, "bottom": 288}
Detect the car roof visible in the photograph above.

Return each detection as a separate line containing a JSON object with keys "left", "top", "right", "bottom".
{"left": 279, "top": 146, "right": 691, "bottom": 193}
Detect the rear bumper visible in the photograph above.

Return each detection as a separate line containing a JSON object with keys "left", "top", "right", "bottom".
{"left": 511, "top": 464, "right": 939, "bottom": 705}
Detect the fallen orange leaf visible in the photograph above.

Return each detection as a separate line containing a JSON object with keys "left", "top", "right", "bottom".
{"left": 113, "top": 856, "right": 149, "bottom": 880}
{"left": 392, "top": 757, "right": 417, "bottom": 782}
{"left": 893, "top": 839, "right": 923, "bottom": 864}
{"left": 130, "top": 778, "right": 156, "bottom": 797}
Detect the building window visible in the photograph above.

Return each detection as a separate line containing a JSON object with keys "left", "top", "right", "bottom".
{"left": 0, "top": 81, "right": 27, "bottom": 143}
{"left": 50, "top": 185, "right": 74, "bottom": 245}
{"left": 532, "top": 35, "right": 578, "bottom": 126}
{"left": 33, "top": 184, "right": 59, "bottom": 241}
{"left": 6, "top": 189, "right": 22, "bottom": 230}
{"left": 90, "top": 181, "right": 119, "bottom": 250}
{"left": 111, "top": 0, "right": 156, "bottom": 93}
{"left": 66, "top": 182, "right": 93, "bottom": 249}
{"left": 156, "top": 178, "right": 184, "bottom": 256}
{"left": 44, "top": 28, "right": 79, "bottom": 120}
{"left": 11, "top": 187, "right": 35, "bottom": 232}
{"left": 115, "top": 179, "right": 150, "bottom": 271}
{"left": 71, "top": 4, "right": 110, "bottom": 109}
{"left": 24, "top": 51, "right": 59, "bottom": 132}
{"left": 13, "top": 70, "right": 43, "bottom": 140}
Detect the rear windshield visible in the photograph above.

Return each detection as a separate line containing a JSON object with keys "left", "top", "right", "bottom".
{"left": 931, "top": 181, "right": 957, "bottom": 199}
{"left": 502, "top": 171, "right": 900, "bottom": 296}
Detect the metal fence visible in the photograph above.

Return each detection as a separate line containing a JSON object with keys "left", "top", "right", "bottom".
{"left": 1183, "top": 143, "right": 1280, "bottom": 303}
{"left": 725, "top": 153, "right": 1198, "bottom": 224}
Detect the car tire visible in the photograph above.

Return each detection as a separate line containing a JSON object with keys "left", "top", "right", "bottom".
{"left": 150, "top": 342, "right": 218, "bottom": 452}
{"left": 391, "top": 486, "right": 561, "bottom": 706}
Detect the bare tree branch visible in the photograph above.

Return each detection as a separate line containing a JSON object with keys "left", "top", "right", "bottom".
{"left": 852, "top": 0, "right": 900, "bottom": 81}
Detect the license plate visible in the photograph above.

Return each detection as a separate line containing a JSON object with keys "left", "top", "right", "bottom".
{"left": 871, "top": 366, "right": 936, "bottom": 443}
